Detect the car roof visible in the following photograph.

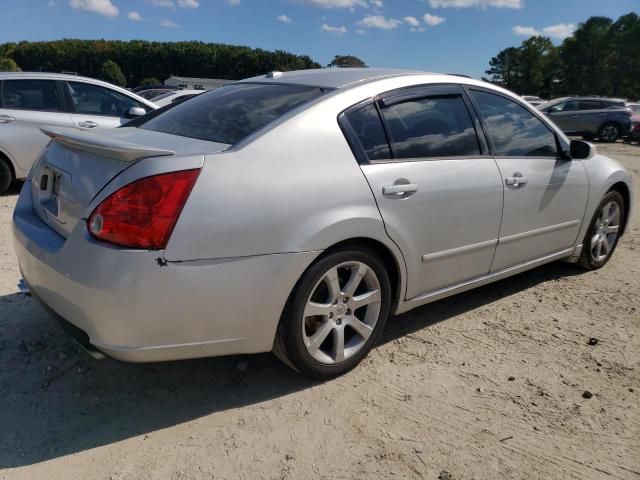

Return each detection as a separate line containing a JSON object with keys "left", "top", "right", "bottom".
{"left": 241, "top": 68, "right": 431, "bottom": 89}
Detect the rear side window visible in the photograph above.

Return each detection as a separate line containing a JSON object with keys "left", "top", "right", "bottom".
{"left": 68, "top": 81, "right": 146, "bottom": 117}
{"left": 1, "top": 79, "right": 61, "bottom": 112}
{"left": 140, "top": 83, "right": 325, "bottom": 145}
{"left": 344, "top": 103, "right": 391, "bottom": 161}
{"left": 381, "top": 95, "right": 480, "bottom": 159}
{"left": 580, "top": 100, "right": 604, "bottom": 110}
{"left": 471, "top": 90, "right": 557, "bottom": 157}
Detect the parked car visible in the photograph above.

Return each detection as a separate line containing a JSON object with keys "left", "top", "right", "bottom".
{"left": 626, "top": 102, "right": 640, "bottom": 114}
{"left": 625, "top": 114, "right": 640, "bottom": 143}
{"left": 537, "top": 96, "right": 632, "bottom": 142}
{"left": 137, "top": 88, "right": 177, "bottom": 100}
{"left": 13, "top": 69, "right": 633, "bottom": 378}
{"left": 151, "top": 89, "right": 204, "bottom": 107}
{"left": 522, "top": 95, "right": 546, "bottom": 107}
{"left": 132, "top": 84, "right": 178, "bottom": 94}
{"left": 0, "top": 72, "right": 157, "bottom": 194}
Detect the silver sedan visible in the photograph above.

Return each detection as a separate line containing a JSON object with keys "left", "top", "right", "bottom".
{"left": 13, "top": 69, "right": 633, "bottom": 378}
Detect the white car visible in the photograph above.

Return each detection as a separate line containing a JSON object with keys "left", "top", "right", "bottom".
{"left": 151, "top": 89, "right": 204, "bottom": 107}
{"left": 0, "top": 72, "right": 157, "bottom": 193}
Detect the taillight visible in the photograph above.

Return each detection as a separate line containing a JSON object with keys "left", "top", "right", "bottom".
{"left": 88, "top": 169, "right": 200, "bottom": 249}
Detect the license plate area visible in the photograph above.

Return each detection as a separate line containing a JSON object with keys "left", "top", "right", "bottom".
{"left": 38, "top": 166, "right": 69, "bottom": 223}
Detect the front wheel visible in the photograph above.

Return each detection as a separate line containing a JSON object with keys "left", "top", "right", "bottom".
{"left": 597, "top": 123, "right": 621, "bottom": 142}
{"left": 273, "top": 246, "right": 392, "bottom": 379}
{"left": 0, "top": 159, "right": 12, "bottom": 195}
{"left": 578, "top": 191, "right": 625, "bottom": 270}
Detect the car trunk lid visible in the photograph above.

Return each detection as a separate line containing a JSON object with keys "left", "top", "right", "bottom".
{"left": 31, "top": 126, "right": 229, "bottom": 239}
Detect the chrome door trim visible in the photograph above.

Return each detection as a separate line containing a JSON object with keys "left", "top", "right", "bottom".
{"left": 396, "top": 246, "right": 576, "bottom": 314}
{"left": 421, "top": 238, "right": 498, "bottom": 263}
{"left": 498, "top": 219, "right": 580, "bottom": 245}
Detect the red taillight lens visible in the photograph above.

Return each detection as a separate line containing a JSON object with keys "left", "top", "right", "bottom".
{"left": 88, "top": 169, "right": 200, "bottom": 249}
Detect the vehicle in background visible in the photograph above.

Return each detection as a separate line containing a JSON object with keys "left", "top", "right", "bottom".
{"left": 537, "top": 96, "right": 632, "bottom": 142}
{"left": 626, "top": 103, "right": 640, "bottom": 114}
{"left": 0, "top": 72, "right": 157, "bottom": 194}
{"left": 13, "top": 69, "right": 632, "bottom": 378}
{"left": 522, "top": 95, "right": 546, "bottom": 107}
{"left": 137, "top": 88, "right": 177, "bottom": 100}
{"left": 625, "top": 114, "right": 640, "bottom": 143}
{"left": 151, "top": 89, "right": 204, "bottom": 107}
{"left": 132, "top": 84, "right": 178, "bottom": 94}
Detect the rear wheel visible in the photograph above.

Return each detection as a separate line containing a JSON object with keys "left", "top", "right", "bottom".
{"left": 0, "top": 159, "right": 13, "bottom": 195}
{"left": 273, "top": 247, "right": 391, "bottom": 379}
{"left": 597, "top": 122, "right": 621, "bottom": 142}
{"left": 578, "top": 191, "right": 625, "bottom": 270}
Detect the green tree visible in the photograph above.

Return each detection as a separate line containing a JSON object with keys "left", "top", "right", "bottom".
{"left": 328, "top": 55, "right": 367, "bottom": 68}
{"left": 140, "top": 77, "right": 161, "bottom": 86}
{"left": 0, "top": 57, "right": 20, "bottom": 72}
{"left": 100, "top": 59, "right": 126, "bottom": 87}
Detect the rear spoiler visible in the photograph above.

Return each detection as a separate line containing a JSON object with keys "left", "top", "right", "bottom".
{"left": 41, "top": 126, "right": 175, "bottom": 162}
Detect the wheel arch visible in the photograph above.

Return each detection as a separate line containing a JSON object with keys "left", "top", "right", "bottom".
{"left": 608, "top": 181, "right": 631, "bottom": 236}
{"left": 0, "top": 148, "right": 16, "bottom": 180}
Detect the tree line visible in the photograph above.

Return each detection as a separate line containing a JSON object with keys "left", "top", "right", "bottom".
{"left": 0, "top": 39, "right": 321, "bottom": 87}
{"left": 485, "top": 13, "right": 640, "bottom": 100}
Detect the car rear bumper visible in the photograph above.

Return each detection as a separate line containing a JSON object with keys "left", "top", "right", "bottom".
{"left": 13, "top": 181, "right": 320, "bottom": 362}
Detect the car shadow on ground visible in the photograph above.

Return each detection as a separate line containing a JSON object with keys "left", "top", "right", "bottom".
{"left": 0, "top": 181, "right": 23, "bottom": 197}
{"left": 0, "top": 261, "right": 586, "bottom": 468}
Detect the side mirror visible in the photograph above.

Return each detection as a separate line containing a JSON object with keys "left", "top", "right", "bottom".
{"left": 570, "top": 139, "right": 593, "bottom": 160}
{"left": 128, "top": 107, "right": 146, "bottom": 118}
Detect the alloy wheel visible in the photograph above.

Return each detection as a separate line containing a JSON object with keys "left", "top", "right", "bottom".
{"left": 302, "top": 261, "right": 382, "bottom": 365}
{"left": 590, "top": 200, "right": 621, "bottom": 263}
{"left": 600, "top": 125, "right": 619, "bottom": 142}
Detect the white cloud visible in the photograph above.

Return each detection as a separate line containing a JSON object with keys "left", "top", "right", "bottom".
{"left": 541, "top": 23, "right": 576, "bottom": 39}
{"left": 512, "top": 25, "right": 540, "bottom": 36}
{"left": 423, "top": 13, "right": 446, "bottom": 26}
{"left": 370, "top": 0, "right": 383, "bottom": 6}
{"left": 277, "top": 14, "right": 293, "bottom": 23}
{"left": 149, "top": 0, "right": 174, "bottom": 6}
{"left": 160, "top": 18, "right": 178, "bottom": 27}
{"left": 127, "top": 11, "right": 142, "bottom": 21}
{"left": 403, "top": 16, "right": 420, "bottom": 27}
{"left": 69, "top": 0, "right": 118, "bottom": 17}
{"left": 226, "top": 0, "right": 241, "bottom": 5}
{"left": 512, "top": 23, "right": 576, "bottom": 39}
{"left": 429, "top": 0, "right": 523, "bottom": 9}
{"left": 355, "top": 29, "right": 366, "bottom": 34}
{"left": 358, "top": 15, "right": 402, "bottom": 30}
{"left": 178, "top": 0, "right": 199, "bottom": 7}
{"left": 321, "top": 23, "right": 348, "bottom": 34}
{"left": 297, "top": 0, "right": 368, "bottom": 8}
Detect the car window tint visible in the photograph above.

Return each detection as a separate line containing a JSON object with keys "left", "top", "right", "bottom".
{"left": 380, "top": 95, "right": 480, "bottom": 159}
{"left": 560, "top": 100, "right": 581, "bottom": 111}
{"left": 344, "top": 103, "right": 391, "bottom": 161}
{"left": 140, "top": 83, "right": 325, "bottom": 145}
{"left": 471, "top": 90, "right": 557, "bottom": 157}
{"left": 68, "top": 82, "right": 145, "bottom": 117}
{"left": 1, "top": 79, "right": 61, "bottom": 112}
{"left": 580, "top": 100, "right": 602, "bottom": 110}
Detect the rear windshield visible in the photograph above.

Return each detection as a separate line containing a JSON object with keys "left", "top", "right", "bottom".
{"left": 139, "top": 83, "right": 325, "bottom": 144}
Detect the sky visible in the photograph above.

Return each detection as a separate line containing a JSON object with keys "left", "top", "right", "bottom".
{"left": 0, "top": 0, "right": 638, "bottom": 79}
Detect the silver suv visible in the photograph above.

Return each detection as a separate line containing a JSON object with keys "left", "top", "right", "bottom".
{"left": 0, "top": 72, "right": 157, "bottom": 193}
{"left": 537, "top": 96, "right": 632, "bottom": 143}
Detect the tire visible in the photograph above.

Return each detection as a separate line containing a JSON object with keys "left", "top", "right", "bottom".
{"left": 578, "top": 190, "right": 625, "bottom": 270}
{"left": 273, "top": 246, "right": 392, "bottom": 379}
{"left": 597, "top": 122, "right": 621, "bottom": 143}
{"left": 0, "top": 159, "right": 13, "bottom": 195}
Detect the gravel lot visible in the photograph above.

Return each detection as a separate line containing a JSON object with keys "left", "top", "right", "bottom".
{"left": 0, "top": 142, "right": 638, "bottom": 480}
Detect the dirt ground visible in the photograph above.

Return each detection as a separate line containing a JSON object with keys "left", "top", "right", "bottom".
{"left": 0, "top": 142, "right": 638, "bottom": 480}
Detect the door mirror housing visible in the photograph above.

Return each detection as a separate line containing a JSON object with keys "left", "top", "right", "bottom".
{"left": 127, "top": 107, "right": 146, "bottom": 118}
{"left": 570, "top": 139, "right": 593, "bottom": 160}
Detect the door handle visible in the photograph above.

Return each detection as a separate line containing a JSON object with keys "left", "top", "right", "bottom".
{"left": 0, "top": 115, "right": 15, "bottom": 123}
{"left": 505, "top": 175, "right": 528, "bottom": 187}
{"left": 382, "top": 184, "right": 419, "bottom": 195}
{"left": 78, "top": 120, "right": 99, "bottom": 128}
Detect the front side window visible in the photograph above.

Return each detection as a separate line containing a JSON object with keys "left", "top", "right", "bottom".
{"left": 140, "top": 83, "right": 325, "bottom": 145}
{"left": 1, "top": 79, "right": 61, "bottom": 112}
{"left": 68, "top": 82, "right": 145, "bottom": 117}
{"left": 344, "top": 103, "right": 391, "bottom": 161}
{"left": 381, "top": 95, "right": 480, "bottom": 159}
{"left": 471, "top": 90, "right": 557, "bottom": 157}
